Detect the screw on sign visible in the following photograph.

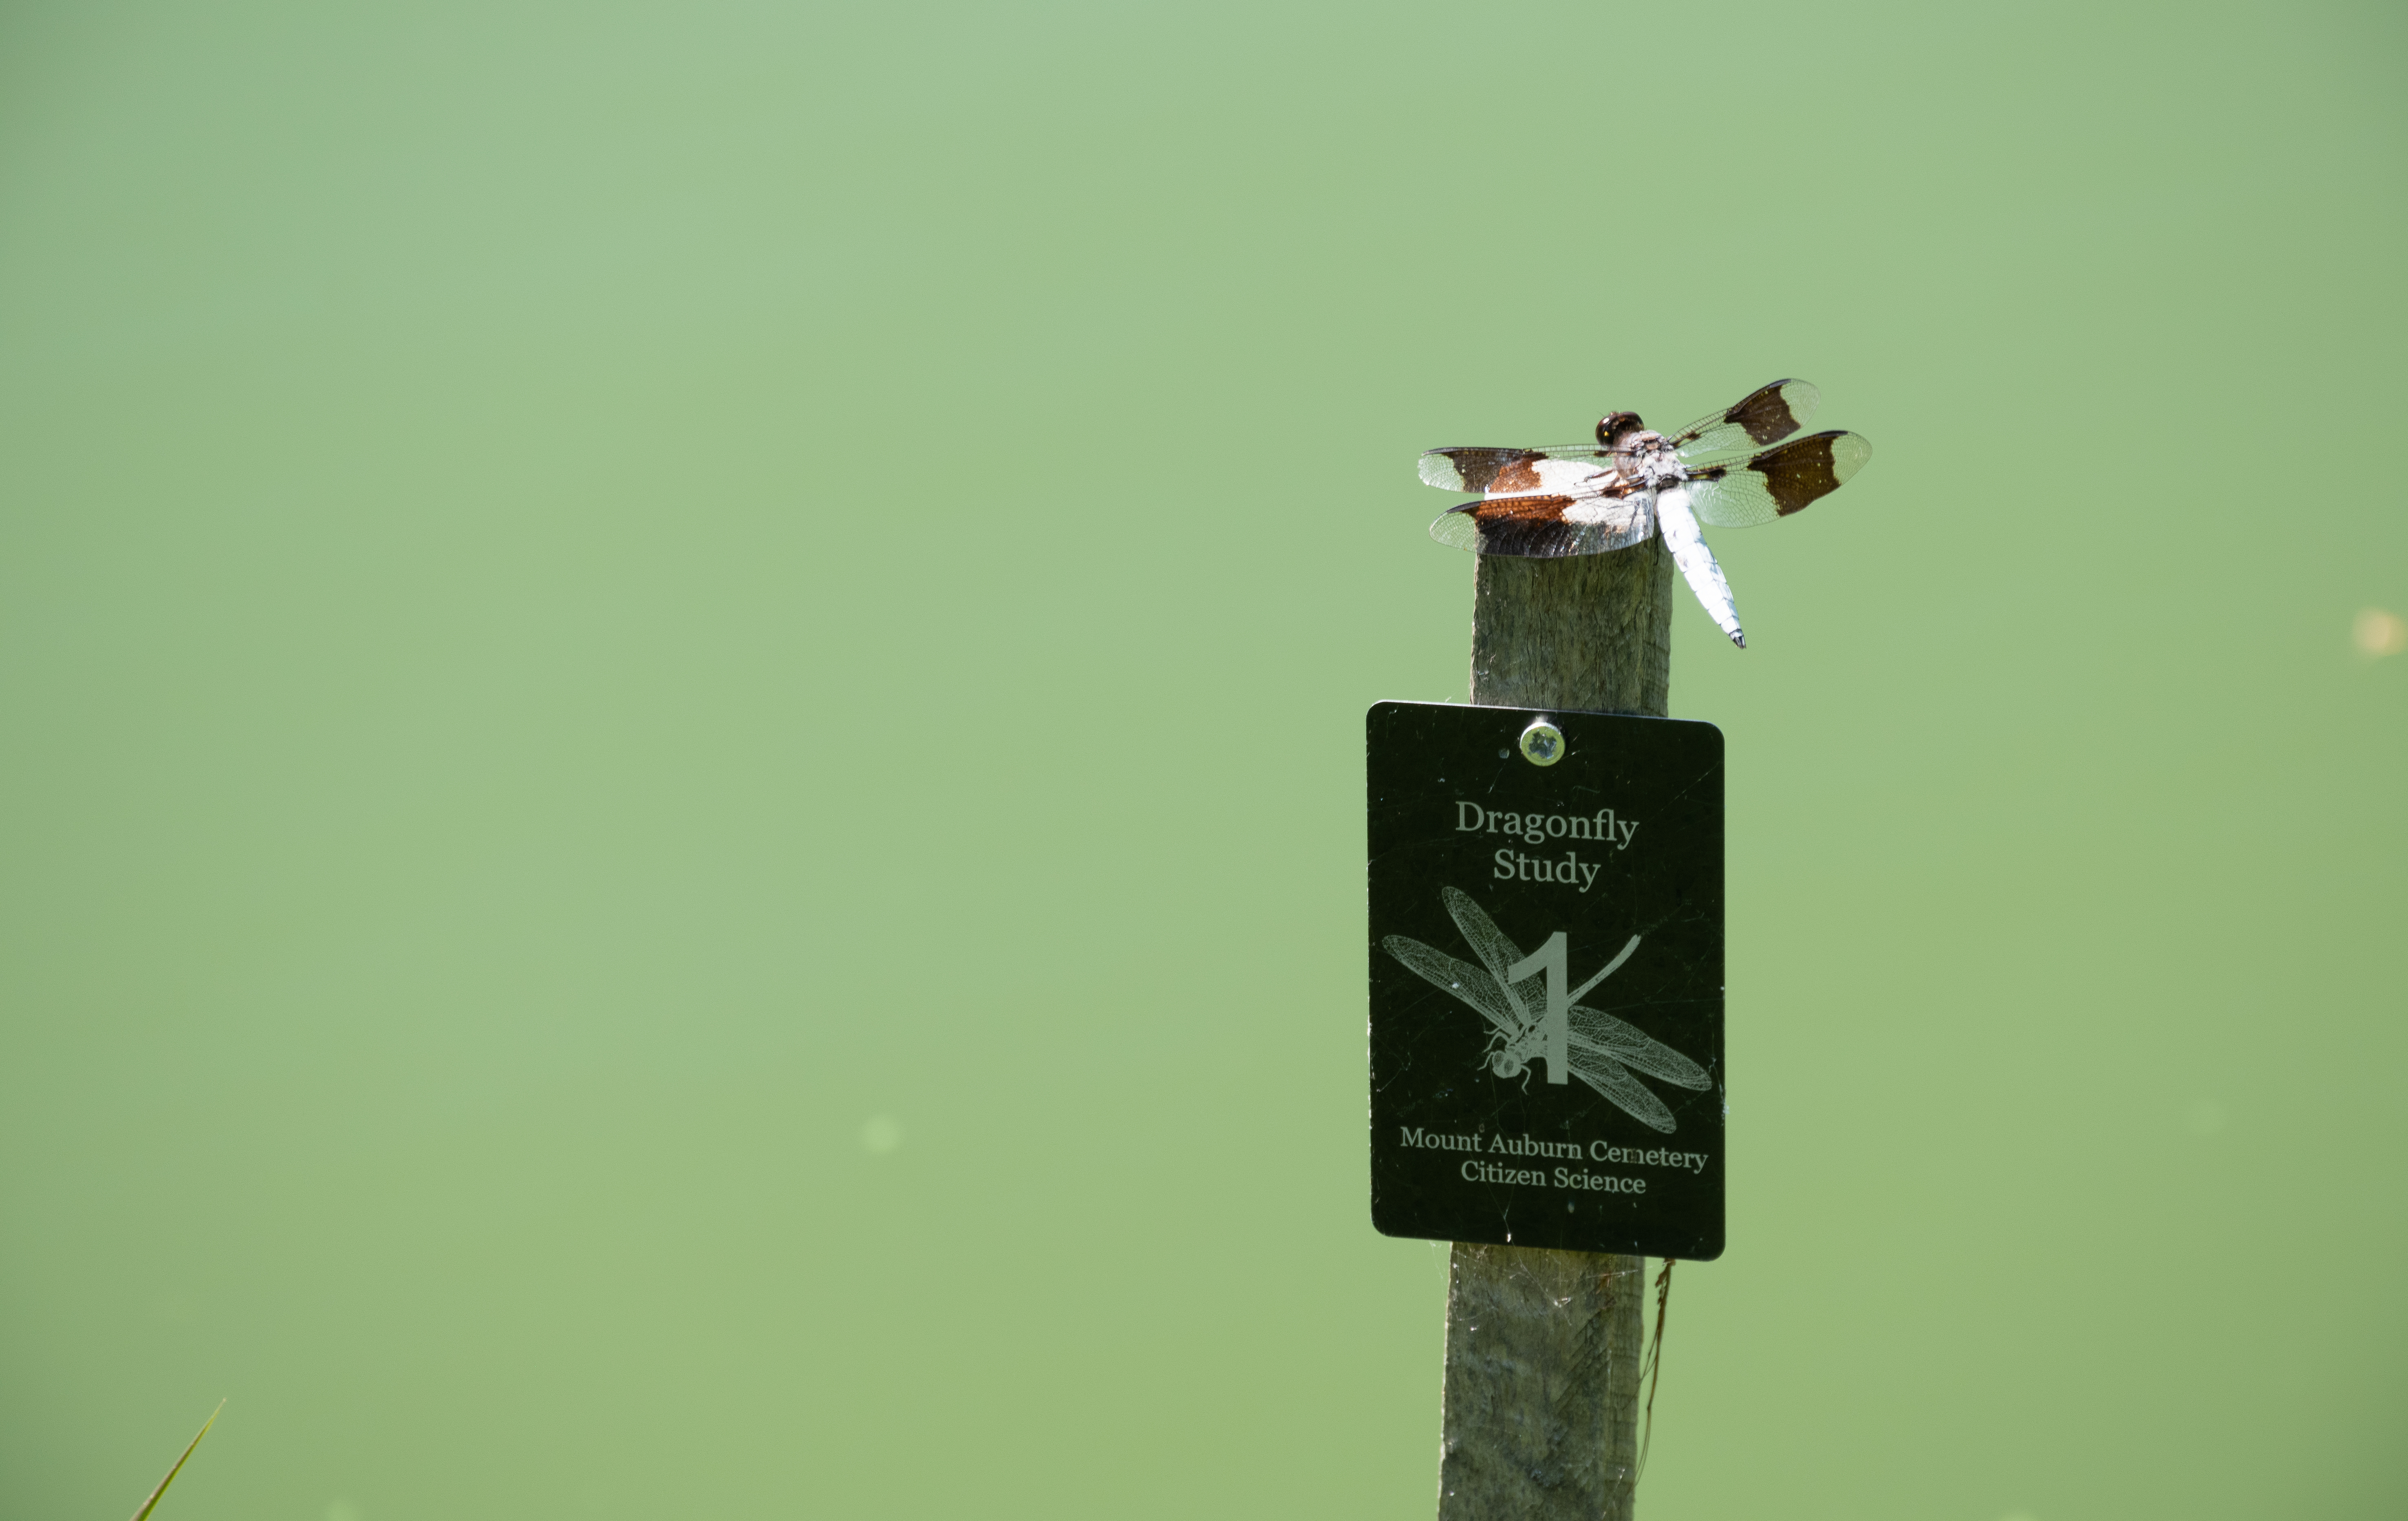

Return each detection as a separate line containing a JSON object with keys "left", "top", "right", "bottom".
{"left": 1371, "top": 381, "right": 1871, "bottom": 1519}
{"left": 1518, "top": 718, "right": 1566, "bottom": 765}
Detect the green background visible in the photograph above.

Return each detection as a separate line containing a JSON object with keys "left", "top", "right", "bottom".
{"left": 2, "top": 1, "right": 2401, "bottom": 1517}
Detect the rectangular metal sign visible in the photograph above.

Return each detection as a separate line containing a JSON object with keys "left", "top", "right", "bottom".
{"left": 1367, "top": 700, "right": 1725, "bottom": 1258}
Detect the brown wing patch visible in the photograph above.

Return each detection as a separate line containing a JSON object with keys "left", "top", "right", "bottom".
{"left": 1749, "top": 431, "right": 1846, "bottom": 514}
{"left": 1487, "top": 457, "right": 1549, "bottom": 492}
{"left": 1455, "top": 489, "right": 1648, "bottom": 558}
{"left": 1425, "top": 447, "right": 1544, "bottom": 493}
{"left": 1724, "top": 380, "right": 1806, "bottom": 446}
{"left": 1466, "top": 493, "right": 1582, "bottom": 556}
{"left": 1469, "top": 494, "right": 1578, "bottom": 525}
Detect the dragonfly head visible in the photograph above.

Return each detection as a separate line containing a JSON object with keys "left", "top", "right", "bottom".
{"left": 1597, "top": 412, "right": 1666, "bottom": 485}
{"left": 1596, "top": 411, "right": 1646, "bottom": 449}
{"left": 1487, "top": 1051, "right": 1525, "bottom": 1079}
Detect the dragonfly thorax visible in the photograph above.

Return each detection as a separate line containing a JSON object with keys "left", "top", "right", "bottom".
{"left": 1486, "top": 1025, "right": 1546, "bottom": 1080}
{"left": 1592, "top": 412, "right": 1685, "bottom": 488}
{"left": 1625, "top": 433, "right": 1688, "bottom": 488}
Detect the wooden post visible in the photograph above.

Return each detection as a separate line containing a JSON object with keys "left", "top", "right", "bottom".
{"left": 1437, "top": 538, "right": 1675, "bottom": 1521}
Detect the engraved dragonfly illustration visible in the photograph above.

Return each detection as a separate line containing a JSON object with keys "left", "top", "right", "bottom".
{"left": 1382, "top": 886, "right": 1711, "bottom": 1134}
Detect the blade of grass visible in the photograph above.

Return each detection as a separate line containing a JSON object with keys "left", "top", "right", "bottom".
{"left": 128, "top": 1400, "right": 223, "bottom": 1521}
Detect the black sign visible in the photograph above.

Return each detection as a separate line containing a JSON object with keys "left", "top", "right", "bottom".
{"left": 1366, "top": 701, "right": 1724, "bottom": 1258}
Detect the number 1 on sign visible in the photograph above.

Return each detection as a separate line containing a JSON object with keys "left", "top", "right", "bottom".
{"left": 1507, "top": 933, "right": 1570, "bottom": 1084}
{"left": 1504, "top": 930, "right": 1647, "bottom": 1087}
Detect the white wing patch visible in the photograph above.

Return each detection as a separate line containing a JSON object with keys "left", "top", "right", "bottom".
{"left": 1524, "top": 457, "right": 1614, "bottom": 494}
{"left": 1564, "top": 493, "right": 1643, "bottom": 527}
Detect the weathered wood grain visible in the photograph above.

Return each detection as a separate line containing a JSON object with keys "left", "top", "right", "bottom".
{"left": 1468, "top": 538, "right": 1674, "bottom": 717}
{"left": 1436, "top": 1245, "right": 1647, "bottom": 1520}
{"left": 1439, "top": 536, "right": 1672, "bottom": 1520}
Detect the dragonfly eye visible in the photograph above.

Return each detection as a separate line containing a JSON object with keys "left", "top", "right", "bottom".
{"left": 1596, "top": 411, "right": 1645, "bottom": 449}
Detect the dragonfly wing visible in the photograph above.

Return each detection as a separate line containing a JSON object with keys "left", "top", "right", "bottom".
{"left": 1420, "top": 444, "right": 1613, "bottom": 492}
{"left": 1668, "top": 378, "right": 1820, "bottom": 464}
{"left": 1571, "top": 1054, "right": 1678, "bottom": 1134}
{"left": 1570, "top": 1006, "right": 1711, "bottom": 1090}
{"left": 1686, "top": 430, "right": 1872, "bottom": 529}
{"left": 1381, "top": 935, "right": 1520, "bottom": 1035}
{"left": 1429, "top": 490, "right": 1656, "bottom": 559}
{"left": 1439, "top": 886, "right": 1542, "bottom": 1019}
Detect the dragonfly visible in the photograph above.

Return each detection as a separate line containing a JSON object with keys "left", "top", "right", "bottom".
{"left": 1382, "top": 886, "right": 1710, "bottom": 1134}
{"left": 1418, "top": 378, "right": 1872, "bottom": 648}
